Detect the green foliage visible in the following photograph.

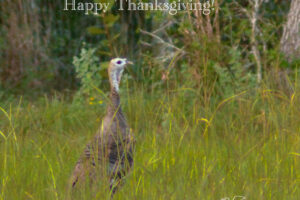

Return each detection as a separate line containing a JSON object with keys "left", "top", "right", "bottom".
{"left": 0, "top": 0, "right": 297, "bottom": 95}
{"left": 213, "top": 48, "right": 257, "bottom": 97}
{"left": 73, "top": 46, "right": 107, "bottom": 100}
{"left": 0, "top": 85, "right": 4, "bottom": 101}
{"left": 0, "top": 79, "right": 300, "bottom": 199}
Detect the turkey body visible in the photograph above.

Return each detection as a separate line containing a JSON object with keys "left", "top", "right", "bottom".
{"left": 70, "top": 58, "right": 134, "bottom": 193}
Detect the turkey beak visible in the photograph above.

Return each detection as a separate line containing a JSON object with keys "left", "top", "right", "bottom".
{"left": 126, "top": 60, "right": 134, "bottom": 65}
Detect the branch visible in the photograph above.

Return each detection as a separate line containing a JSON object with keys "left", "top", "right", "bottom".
{"left": 140, "top": 29, "right": 186, "bottom": 54}
{"left": 233, "top": 0, "right": 263, "bottom": 85}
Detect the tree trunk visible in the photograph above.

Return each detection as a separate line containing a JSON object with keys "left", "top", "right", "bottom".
{"left": 280, "top": 0, "right": 300, "bottom": 62}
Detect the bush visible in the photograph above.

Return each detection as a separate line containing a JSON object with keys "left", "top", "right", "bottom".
{"left": 73, "top": 45, "right": 109, "bottom": 101}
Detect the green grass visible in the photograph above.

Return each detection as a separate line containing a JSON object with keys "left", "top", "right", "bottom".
{"left": 0, "top": 83, "right": 299, "bottom": 200}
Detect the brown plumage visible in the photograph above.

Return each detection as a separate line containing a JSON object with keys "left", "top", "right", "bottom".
{"left": 70, "top": 58, "right": 134, "bottom": 193}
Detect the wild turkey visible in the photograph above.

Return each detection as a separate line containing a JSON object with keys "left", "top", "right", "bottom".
{"left": 71, "top": 58, "right": 134, "bottom": 193}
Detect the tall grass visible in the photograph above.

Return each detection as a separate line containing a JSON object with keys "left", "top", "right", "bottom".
{"left": 0, "top": 76, "right": 299, "bottom": 199}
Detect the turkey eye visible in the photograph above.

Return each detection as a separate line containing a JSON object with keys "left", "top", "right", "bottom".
{"left": 117, "top": 61, "right": 122, "bottom": 65}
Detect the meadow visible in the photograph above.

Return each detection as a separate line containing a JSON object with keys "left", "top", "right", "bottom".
{"left": 0, "top": 76, "right": 299, "bottom": 200}
{"left": 0, "top": 1, "right": 299, "bottom": 199}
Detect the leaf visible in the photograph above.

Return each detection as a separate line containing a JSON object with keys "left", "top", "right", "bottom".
{"left": 103, "top": 14, "right": 119, "bottom": 27}
{"left": 97, "top": 50, "right": 111, "bottom": 56}
{"left": 0, "top": 130, "right": 7, "bottom": 140}
{"left": 111, "top": 33, "right": 120, "bottom": 41}
{"left": 100, "top": 61, "right": 110, "bottom": 70}
{"left": 87, "top": 26, "right": 105, "bottom": 35}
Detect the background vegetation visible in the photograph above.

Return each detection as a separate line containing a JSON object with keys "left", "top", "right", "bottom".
{"left": 0, "top": 0, "right": 299, "bottom": 199}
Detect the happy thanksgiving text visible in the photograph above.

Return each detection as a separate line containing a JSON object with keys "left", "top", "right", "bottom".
{"left": 64, "top": 0, "right": 215, "bottom": 16}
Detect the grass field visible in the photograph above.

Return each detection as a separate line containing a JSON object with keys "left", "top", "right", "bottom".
{"left": 0, "top": 81, "right": 300, "bottom": 200}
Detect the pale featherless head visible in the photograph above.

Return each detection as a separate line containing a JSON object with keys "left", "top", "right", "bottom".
{"left": 108, "top": 58, "right": 133, "bottom": 92}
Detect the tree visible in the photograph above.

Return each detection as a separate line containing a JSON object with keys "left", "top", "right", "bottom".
{"left": 280, "top": 0, "right": 300, "bottom": 62}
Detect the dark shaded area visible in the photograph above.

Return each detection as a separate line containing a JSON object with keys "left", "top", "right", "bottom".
{"left": 0, "top": 0, "right": 297, "bottom": 99}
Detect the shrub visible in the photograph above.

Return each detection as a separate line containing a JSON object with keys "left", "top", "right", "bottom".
{"left": 73, "top": 45, "right": 109, "bottom": 101}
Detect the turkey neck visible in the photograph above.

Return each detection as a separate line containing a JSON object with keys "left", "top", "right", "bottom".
{"left": 107, "top": 87, "right": 124, "bottom": 118}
